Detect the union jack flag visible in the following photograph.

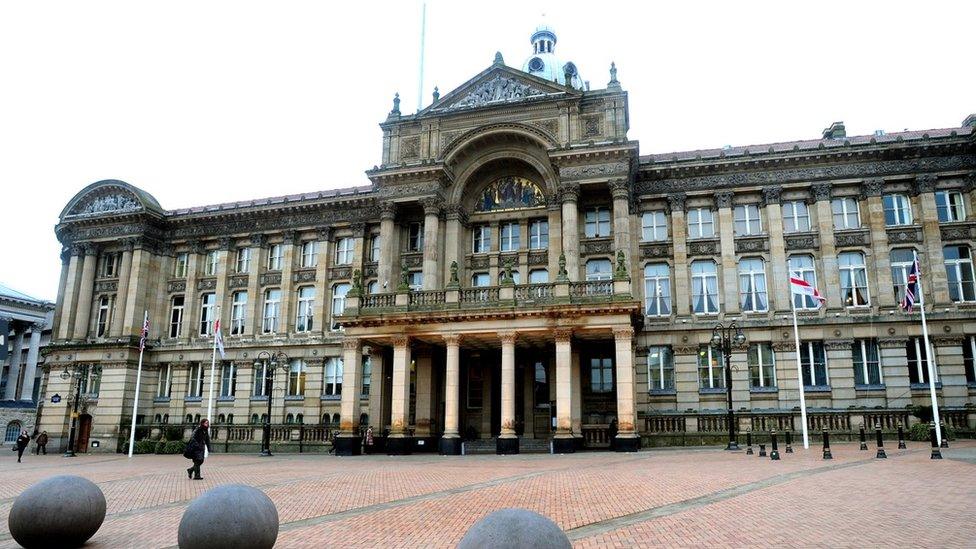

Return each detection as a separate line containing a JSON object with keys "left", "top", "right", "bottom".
{"left": 902, "top": 257, "right": 921, "bottom": 313}
{"left": 139, "top": 311, "right": 150, "bottom": 351}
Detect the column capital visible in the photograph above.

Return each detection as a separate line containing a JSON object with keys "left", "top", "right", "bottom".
{"left": 553, "top": 328, "right": 573, "bottom": 343}
{"left": 250, "top": 233, "right": 268, "bottom": 248}
{"left": 60, "top": 246, "right": 72, "bottom": 262}
{"left": 715, "top": 191, "right": 734, "bottom": 209}
{"left": 421, "top": 196, "right": 443, "bottom": 216}
{"left": 341, "top": 337, "right": 361, "bottom": 351}
{"left": 913, "top": 174, "right": 937, "bottom": 195}
{"left": 861, "top": 178, "right": 885, "bottom": 198}
{"left": 317, "top": 227, "right": 333, "bottom": 242}
{"left": 498, "top": 331, "right": 517, "bottom": 345}
{"left": 31, "top": 321, "right": 46, "bottom": 333}
{"left": 666, "top": 192, "right": 687, "bottom": 213}
{"left": 217, "top": 237, "right": 233, "bottom": 251}
{"left": 558, "top": 183, "right": 580, "bottom": 204}
{"left": 379, "top": 201, "right": 397, "bottom": 220}
{"left": 188, "top": 240, "right": 205, "bottom": 255}
{"left": 281, "top": 230, "right": 297, "bottom": 246}
{"left": 391, "top": 334, "right": 410, "bottom": 348}
{"left": 119, "top": 238, "right": 136, "bottom": 252}
{"left": 761, "top": 185, "right": 782, "bottom": 206}
{"left": 349, "top": 222, "right": 368, "bottom": 236}
{"left": 965, "top": 172, "right": 976, "bottom": 193}
{"left": 612, "top": 326, "right": 635, "bottom": 340}
{"left": 445, "top": 203, "right": 469, "bottom": 224}
{"left": 810, "top": 183, "right": 832, "bottom": 202}
{"left": 442, "top": 333, "right": 462, "bottom": 346}
{"left": 81, "top": 242, "right": 99, "bottom": 256}
{"left": 609, "top": 178, "right": 630, "bottom": 200}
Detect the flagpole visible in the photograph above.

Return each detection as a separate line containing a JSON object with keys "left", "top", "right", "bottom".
{"left": 205, "top": 307, "right": 220, "bottom": 458}
{"left": 790, "top": 284, "right": 810, "bottom": 449}
{"left": 914, "top": 252, "right": 942, "bottom": 445}
{"left": 127, "top": 310, "right": 148, "bottom": 458}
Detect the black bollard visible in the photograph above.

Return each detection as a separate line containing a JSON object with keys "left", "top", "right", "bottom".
{"left": 770, "top": 430, "right": 780, "bottom": 460}
{"left": 822, "top": 429, "right": 832, "bottom": 460}
{"left": 785, "top": 429, "right": 794, "bottom": 454}
{"left": 939, "top": 421, "right": 949, "bottom": 449}
{"left": 897, "top": 425, "right": 907, "bottom": 450}
{"left": 875, "top": 423, "right": 886, "bottom": 459}
{"left": 746, "top": 431, "right": 753, "bottom": 455}
{"left": 930, "top": 422, "right": 942, "bottom": 460}
{"left": 859, "top": 426, "right": 868, "bottom": 451}
{"left": 759, "top": 443, "right": 767, "bottom": 457}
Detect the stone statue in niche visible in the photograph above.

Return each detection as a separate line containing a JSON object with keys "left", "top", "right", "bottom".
{"left": 79, "top": 193, "right": 140, "bottom": 215}
{"left": 476, "top": 176, "right": 546, "bottom": 212}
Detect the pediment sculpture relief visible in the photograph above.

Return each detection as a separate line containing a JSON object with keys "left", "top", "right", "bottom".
{"left": 77, "top": 193, "right": 141, "bottom": 215}
{"left": 451, "top": 76, "right": 546, "bottom": 109}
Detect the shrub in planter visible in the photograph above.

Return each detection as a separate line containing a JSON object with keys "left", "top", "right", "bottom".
{"left": 162, "top": 440, "right": 187, "bottom": 454}
{"left": 165, "top": 427, "right": 186, "bottom": 441}
{"left": 907, "top": 422, "right": 954, "bottom": 442}
{"left": 133, "top": 440, "right": 156, "bottom": 454}
{"left": 154, "top": 441, "right": 167, "bottom": 454}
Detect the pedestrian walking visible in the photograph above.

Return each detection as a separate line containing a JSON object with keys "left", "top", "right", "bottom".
{"left": 183, "top": 419, "right": 212, "bottom": 480}
{"left": 608, "top": 418, "right": 618, "bottom": 451}
{"left": 328, "top": 428, "right": 336, "bottom": 455}
{"left": 364, "top": 425, "right": 374, "bottom": 453}
{"left": 34, "top": 431, "right": 48, "bottom": 455}
{"left": 15, "top": 430, "right": 30, "bottom": 463}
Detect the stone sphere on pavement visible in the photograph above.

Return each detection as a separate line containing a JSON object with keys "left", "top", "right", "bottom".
{"left": 8, "top": 475, "right": 107, "bottom": 548}
{"left": 457, "top": 508, "right": 571, "bottom": 549}
{"left": 177, "top": 484, "right": 279, "bottom": 549}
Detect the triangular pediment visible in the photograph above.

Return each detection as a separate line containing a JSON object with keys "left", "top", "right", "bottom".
{"left": 421, "top": 63, "right": 579, "bottom": 116}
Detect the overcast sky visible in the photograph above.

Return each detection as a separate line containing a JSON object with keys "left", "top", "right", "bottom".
{"left": 1, "top": 1, "right": 973, "bottom": 302}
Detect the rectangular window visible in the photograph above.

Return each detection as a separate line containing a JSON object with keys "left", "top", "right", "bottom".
{"left": 330, "top": 283, "right": 351, "bottom": 330}
{"left": 156, "top": 364, "right": 172, "bottom": 398}
{"left": 230, "top": 291, "right": 247, "bottom": 335}
{"left": 839, "top": 252, "right": 869, "bottom": 306}
{"left": 589, "top": 357, "right": 613, "bottom": 393}
{"left": 334, "top": 238, "right": 353, "bottom": 265}
{"left": 641, "top": 211, "right": 668, "bottom": 241}
{"left": 204, "top": 250, "right": 219, "bottom": 276}
{"left": 262, "top": 289, "right": 281, "bottom": 334}
{"left": 831, "top": 198, "right": 860, "bottom": 230}
{"left": 252, "top": 361, "right": 268, "bottom": 397}
{"left": 738, "top": 258, "right": 768, "bottom": 312}
{"left": 408, "top": 271, "right": 423, "bottom": 291}
{"left": 472, "top": 225, "right": 491, "bottom": 253}
{"left": 584, "top": 207, "right": 611, "bottom": 238}
{"left": 748, "top": 343, "right": 776, "bottom": 388}
{"left": 963, "top": 336, "right": 976, "bottom": 384}
{"left": 528, "top": 269, "right": 548, "bottom": 284}
{"left": 287, "top": 360, "right": 306, "bottom": 396}
{"left": 853, "top": 339, "right": 882, "bottom": 386}
{"left": 698, "top": 346, "right": 725, "bottom": 389}
{"left": 500, "top": 222, "right": 520, "bottom": 252}
{"left": 324, "top": 357, "right": 343, "bottom": 396}
{"left": 96, "top": 295, "right": 111, "bottom": 337}
{"left": 199, "top": 292, "right": 216, "bottom": 336}
{"left": 800, "top": 341, "right": 829, "bottom": 387}
{"left": 647, "top": 346, "right": 674, "bottom": 391}
{"left": 187, "top": 363, "right": 203, "bottom": 398}
{"left": 295, "top": 286, "right": 315, "bottom": 332}
{"left": 944, "top": 246, "right": 976, "bottom": 302}
{"left": 936, "top": 191, "right": 966, "bottom": 223}
{"left": 687, "top": 207, "right": 715, "bottom": 239}
{"left": 733, "top": 204, "right": 762, "bottom": 236}
{"left": 788, "top": 255, "right": 819, "bottom": 309}
{"left": 236, "top": 248, "right": 250, "bottom": 273}
{"left": 220, "top": 362, "right": 236, "bottom": 397}
{"left": 644, "top": 263, "right": 671, "bottom": 316}
{"left": 169, "top": 295, "right": 185, "bottom": 338}
{"left": 907, "top": 337, "right": 937, "bottom": 384}
{"left": 782, "top": 201, "right": 810, "bottom": 233}
{"left": 533, "top": 362, "right": 549, "bottom": 408}
{"left": 529, "top": 220, "right": 549, "bottom": 249}
{"left": 691, "top": 260, "right": 719, "bottom": 314}
{"left": 408, "top": 222, "right": 424, "bottom": 252}
{"left": 267, "top": 244, "right": 283, "bottom": 270}
{"left": 890, "top": 249, "right": 915, "bottom": 305}
{"left": 173, "top": 253, "right": 189, "bottom": 278}
{"left": 369, "top": 235, "right": 381, "bottom": 262}
{"left": 471, "top": 272, "right": 490, "bottom": 287}
{"left": 361, "top": 356, "right": 371, "bottom": 397}
{"left": 883, "top": 194, "right": 913, "bottom": 226}
{"left": 585, "top": 259, "right": 612, "bottom": 281}
{"left": 300, "top": 241, "right": 318, "bottom": 268}
{"left": 99, "top": 253, "right": 118, "bottom": 278}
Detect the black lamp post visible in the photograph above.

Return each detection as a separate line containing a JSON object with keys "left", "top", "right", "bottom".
{"left": 254, "top": 350, "right": 289, "bottom": 457}
{"left": 60, "top": 363, "right": 100, "bottom": 458}
{"left": 711, "top": 322, "right": 746, "bottom": 451}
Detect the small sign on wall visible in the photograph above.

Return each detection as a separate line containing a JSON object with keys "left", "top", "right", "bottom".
{"left": 51, "top": 394, "right": 61, "bottom": 404}
{"left": 91, "top": 441, "right": 100, "bottom": 448}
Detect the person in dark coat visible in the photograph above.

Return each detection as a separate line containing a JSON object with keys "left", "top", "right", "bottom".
{"left": 185, "top": 419, "right": 212, "bottom": 480}
{"left": 608, "top": 418, "right": 618, "bottom": 451}
{"left": 15, "top": 430, "right": 30, "bottom": 463}
{"left": 35, "top": 431, "right": 48, "bottom": 455}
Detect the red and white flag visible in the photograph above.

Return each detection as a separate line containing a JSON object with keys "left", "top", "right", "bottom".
{"left": 213, "top": 319, "right": 226, "bottom": 359}
{"left": 139, "top": 311, "right": 150, "bottom": 351}
{"left": 790, "top": 276, "right": 825, "bottom": 306}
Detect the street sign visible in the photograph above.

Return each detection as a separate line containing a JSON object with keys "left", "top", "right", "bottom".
{"left": 51, "top": 394, "right": 61, "bottom": 404}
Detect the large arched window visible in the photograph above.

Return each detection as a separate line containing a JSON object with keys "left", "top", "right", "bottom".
{"left": 475, "top": 176, "right": 545, "bottom": 212}
{"left": 5, "top": 421, "right": 22, "bottom": 443}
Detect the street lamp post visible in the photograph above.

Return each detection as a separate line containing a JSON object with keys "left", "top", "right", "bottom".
{"left": 60, "top": 363, "right": 100, "bottom": 458}
{"left": 711, "top": 322, "right": 746, "bottom": 451}
{"left": 254, "top": 350, "right": 289, "bottom": 457}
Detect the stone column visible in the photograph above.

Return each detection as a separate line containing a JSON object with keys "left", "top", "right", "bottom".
{"left": 414, "top": 352, "right": 433, "bottom": 439}
{"left": 278, "top": 231, "right": 297, "bottom": 334}
{"left": 674, "top": 346, "right": 701, "bottom": 414}
{"left": 497, "top": 331, "right": 519, "bottom": 454}
{"left": 18, "top": 324, "right": 44, "bottom": 402}
{"left": 716, "top": 191, "right": 739, "bottom": 314}
{"left": 763, "top": 186, "right": 790, "bottom": 312}
{"left": 613, "top": 327, "right": 639, "bottom": 451}
{"left": 122, "top": 240, "right": 153, "bottom": 337}
{"left": 314, "top": 228, "right": 332, "bottom": 333}
{"left": 559, "top": 184, "right": 580, "bottom": 281}
{"left": 863, "top": 179, "right": 896, "bottom": 308}
{"left": 421, "top": 197, "right": 442, "bottom": 290}
{"left": 3, "top": 328, "right": 25, "bottom": 400}
{"left": 440, "top": 333, "right": 461, "bottom": 455}
{"left": 377, "top": 203, "right": 398, "bottom": 291}
{"left": 570, "top": 350, "right": 582, "bottom": 440}
{"left": 610, "top": 179, "right": 631, "bottom": 254}
{"left": 72, "top": 243, "right": 99, "bottom": 340}
{"left": 553, "top": 328, "right": 574, "bottom": 453}
{"left": 880, "top": 338, "right": 911, "bottom": 408}
{"left": 57, "top": 246, "right": 84, "bottom": 340}
{"left": 812, "top": 184, "right": 842, "bottom": 310}
{"left": 51, "top": 248, "right": 70, "bottom": 338}
{"left": 826, "top": 340, "right": 855, "bottom": 408}
{"left": 388, "top": 335, "right": 412, "bottom": 454}
{"left": 335, "top": 338, "right": 362, "bottom": 455}
{"left": 245, "top": 234, "right": 265, "bottom": 336}
{"left": 110, "top": 243, "right": 134, "bottom": 337}
{"left": 366, "top": 351, "right": 385, "bottom": 431}
{"left": 915, "top": 175, "right": 951, "bottom": 304}
{"left": 547, "top": 203, "right": 563, "bottom": 277}
{"left": 669, "top": 194, "right": 691, "bottom": 316}
{"left": 934, "top": 336, "right": 968, "bottom": 406}
{"left": 213, "top": 239, "right": 233, "bottom": 334}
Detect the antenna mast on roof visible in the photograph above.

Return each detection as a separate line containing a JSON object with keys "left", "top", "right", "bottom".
{"left": 417, "top": 1, "right": 427, "bottom": 111}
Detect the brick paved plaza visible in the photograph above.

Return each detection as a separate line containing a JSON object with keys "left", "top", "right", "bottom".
{"left": 1, "top": 442, "right": 974, "bottom": 548}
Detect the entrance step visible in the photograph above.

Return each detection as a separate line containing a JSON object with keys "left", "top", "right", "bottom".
{"left": 462, "top": 438, "right": 552, "bottom": 455}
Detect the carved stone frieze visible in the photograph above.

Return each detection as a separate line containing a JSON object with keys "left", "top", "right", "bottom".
{"left": 440, "top": 130, "right": 461, "bottom": 151}
{"left": 640, "top": 243, "right": 671, "bottom": 259}
{"left": 470, "top": 256, "right": 489, "bottom": 269}
{"left": 785, "top": 234, "right": 818, "bottom": 250}
{"left": 399, "top": 136, "right": 421, "bottom": 161}
{"left": 581, "top": 115, "right": 602, "bottom": 138}
{"left": 559, "top": 162, "right": 629, "bottom": 181}
{"left": 824, "top": 339, "right": 854, "bottom": 351}
{"left": 448, "top": 75, "right": 546, "bottom": 109}
{"left": 94, "top": 280, "right": 118, "bottom": 293}
{"left": 886, "top": 227, "right": 922, "bottom": 244}
{"left": 761, "top": 185, "right": 782, "bottom": 205}
{"left": 259, "top": 272, "right": 282, "bottom": 286}
{"left": 167, "top": 280, "right": 186, "bottom": 293}
{"left": 687, "top": 240, "right": 719, "bottom": 256}
{"left": 529, "top": 118, "right": 558, "bottom": 138}
{"left": 363, "top": 264, "right": 378, "bottom": 278}
{"left": 74, "top": 193, "right": 141, "bottom": 216}
{"left": 914, "top": 174, "right": 937, "bottom": 195}
{"left": 932, "top": 334, "right": 965, "bottom": 346}
{"left": 376, "top": 181, "right": 442, "bottom": 199}
{"left": 196, "top": 278, "right": 217, "bottom": 291}
{"left": 860, "top": 178, "right": 885, "bottom": 198}
{"left": 835, "top": 231, "right": 868, "bottom": 248}
{"left": 666, "top": 193, "right": 687, "bottom": 213}
{"left": 168, "top": 205, "right": 379, "bottom": 239}
{"left": 672, "top": 345, "right": 701, "bottom": 355}
{"left": 940, "top": 225, "right": 973, "bottom": 242}
{"left": 228, "top": 275, "right": 249, "bottom": 289}
{"left": 292, "top": 269, "right": 316, "bottom": 283}
{"left": 810, "top": 183, "right": 832, "bottom": 202}
{"left": 250, "top": 233, "right": 268, "bottom": 248}
{"left": 328, "top": 267, "right": 352, "bottom": 280}
{"left": 401, "top": 254, "right": 423, "bottom": 269}
{"left": 877, "top": 337, "right": 909, "bottom": 349}
{"left": 581, "top": 238, "right": 613, "bottom": 255}
{"left": 735, "top": 237, "right": 768, "bottom": 254}
{"left": 528, "top": 251, "right": 548, "bottom": 266}
{"left": 715, "top": 191, "right": 734, "bottom": 209}
{"left": 771, "top": 341, "right": 796, "bottom": 352}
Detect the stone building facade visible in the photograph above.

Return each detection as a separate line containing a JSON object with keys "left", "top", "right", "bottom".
{"left": 42, "top": 27, "right": 976, "bottom": 454}
{"left": 1, "top": 284, "right": 54, "bottom": 445}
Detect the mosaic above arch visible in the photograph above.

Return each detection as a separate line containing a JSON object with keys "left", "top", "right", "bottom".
{"left": 475, "top": 176, "right": 546, "bottom": 212}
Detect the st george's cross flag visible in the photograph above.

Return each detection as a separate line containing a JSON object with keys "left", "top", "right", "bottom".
{"left": 789, "top": 276, "right": 825, "bottom": 307}
{"left": 901, "top": 257, "right": 921, "bottom": 313}
{"left": 214, "top": 319, "right": 226, "bottom": 359}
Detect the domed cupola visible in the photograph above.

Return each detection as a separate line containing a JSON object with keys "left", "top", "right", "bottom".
{"left": 521, "top": 24, "right": 585, "bottom": 90}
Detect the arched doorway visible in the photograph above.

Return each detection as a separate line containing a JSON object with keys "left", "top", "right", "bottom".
{"left": 75, "top": 414, "right": 93, "bottom": 453}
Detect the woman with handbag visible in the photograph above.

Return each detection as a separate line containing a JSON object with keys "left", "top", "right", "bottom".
{"left": 183, "top": 419, "right": 212, "bottom": 480}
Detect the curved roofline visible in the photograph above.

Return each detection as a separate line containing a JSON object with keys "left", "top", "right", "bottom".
{"left": 59, "top": 179, "right": 164, "bottom": 221}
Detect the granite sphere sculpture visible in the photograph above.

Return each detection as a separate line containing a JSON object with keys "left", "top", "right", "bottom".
{"left": 177, "top": 484, "right": 279, "bottom": 549}
{"left": 458, "top": 508, "right": 570, "bottom": 549}
{"left": 8, "top": 475, "right": 107, "bottom": 548}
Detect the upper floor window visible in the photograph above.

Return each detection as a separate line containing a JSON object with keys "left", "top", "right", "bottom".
{"left": 323, "top": 357, "right": 343, "bottom": 396}
{"left": 500, "top": 222, "right": 520, "bottom": 252}
{"left": 220, "top": 363, "right": 237, "bottom": 397}
{"left": 907, "top": 337, "right": 937, "bottom": 385}
{"left": 641, "top": 211, "right": 667, "bottom": 242}
{"left": 230, "top": 291, "right": 247, "bottom": 335}
{"left": 733, "top": 204, "right": 762, "bottom": 236}
{"left": 361, "top": 356, "right": 372, "bottom": 397}
{"left": 295, "top": 286, "right": 315, "bottom": 332}
{"left": 839, "top": 251, "right": 869, "bottom": 307}
{"left": 235, "top": 248, "right": 250, "bottom": 273}
{"left": 643, "top": 263, "right": 671, "bottom": 317}
{"left": 369, "top": 235, "right": 381, "bottom": 262}
{"left": 687, "top": 208, "right": 714, "bottom": 239}
{"left": 472, "top": 225, "right": 491, "bottom": 253}
{"left": 944, "top": 245, "right": 976, "bottom": 302}
{"left": 831, "top": 198, "right": 860, "bottom": 230}
{"left": 173, "top": 253, "right": 189, "bottom": 278}
{"left": 287, "top": 359, "right": 307, "bottom": 396}
{"left": 408, "top": 271, "right": 423, "bottom": 291}
{"left": 330, "top": 283, "right": 351, "bottom": 330}
{"left": 691, "top": 260, "right": 719, "bottom": 314}
{"left": 300, "top": 241, "right": 318, "bottom": 268}
{"left": 853, "top": 339, "right": 882, "bottom": 386}
{"left": 262, "top": 288, "right": 281, "bottom": 334}
{"left": 647, "top": 346, "right": 674, "bottom": 391}
{"left": 799, "top": 341, "right": 828, "bottom": 387}
{"left": 334, "top": 238, "right": 353, "bottom": 265}
{"left": 199, "top": 292, "right": 216, "bottom": 336}
{"left": 204, "top": 250, "right": 219, "bottom": 276}
{"left": 748, "top": 343, "right": 776, "bottom": 388}
{"left": 738, "top": 258, "right": 768, "bottom": 312}
{"left": 788, "top": 255, "right": 819, "bottom": 309}
{"left": 187, "top": 363, "right": 203, "bottom": 398}
{"left": 95, "top": 295, "right": 112, "bottom": 337}
{"left": 890, "top": 249, "right": 916, "bottom": 305}
{"left": 407, "top": 222, "right": 424, "bottom": 252}
{"left": 585, "top": 258, "right": 612, "bottom": 281}
{"left": 584, "top": 207, "right": 611, "bottom": 238}
{"left": 782, "top": 201, "right": 810, "bottom": 233}
{"left": 529, "top": 220, "right": 549, "bottom": 249}
{"left": 98, "top": 253, "right": 118, "bottom": 278}
{"left": 252, "top": 361, "right": 268, "bottom": 397}
{"left": 936, "top": 190, "right": 966, "bottom": 222}
{"left": 267, "top": 244, "right": 283, "bottom": 270}
{"left": 698, "top": 345, "right": 725, "bottom": 389}
{"left": 589, "top": 357, "right": 613, "bottom": 393}
{"left": 169, "top": 295, "right": 185, "bottom": 338}
{"left": 883, "top": 194, "right": 913, "bottom": 226}
{"left": 528, "top": 269, "right": 549, "bottom": 284}
{"left": 471, "top": 272, "right": 490, "bottom": 287}
{"left": 366, "top": 280, "right": 378, "bottom": 295}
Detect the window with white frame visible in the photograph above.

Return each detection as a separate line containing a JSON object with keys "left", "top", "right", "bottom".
{"left": 204, "top": 250, "right": 219, "bottom": 276}
{"left": 369, "top": 235, "right": 381, "bottom": 262}
{"left": 262, "top": 288, "right": 281, "bottom": 334}
{"left": 156, "top": 364, "right": 172, "bottom": 398}
{"left": 782, "top": 201, "right": 810, "bottom": 233}
{"left": 472, "top": 225, "right": 491, "bottom": 253}
{"left": 799, "top": 341, "right": 828, "bottom": 387}
{"left": 366, "top": 280, "right": 378, "bottom": 295}
{"left": 500, "top": 222, "right": 520, "bottom": 252}
{"left": 698, "top": 346, "right": 725, "bottom": 389}
{"left": 907, "top": 337, "right": 937, "bottom": 384}
{"left": 839, "top": 251, "right": 869, "bottom": 306}
{"left": 334, "top": 238, "right": 353, "bottom": 265}
{"left": 330, "top": 283, "right": 351, "bottom": 330}
{"left": 691, "top": 260, "right": 719, "bottom": 314}
{"left": 647, "top": 346, "right": 674, "bottom": 391}
{"left": 584, "top": 207, "right": 611, "bottom": 238}
{"left": 95, "top": 295, "right": 112, "bottom": 337}
{"left": 471, "top": 272, "right": 490, "bottom": 287}
{"left": 589, "top": 357, "right": 613, "bottom": 393}
{"left": 230, "top": 291, "right": 247, "bottom": 335}
{"left": 220, "top": 362, "right": 236, "bottom": 397}
{"left": 585, "top": 258, "right": 612, "bottom": 281}
{"left": 644, "top": 263, "right": 671, "bottom": 316}
{"left": 883, "top": 194, "right": 913, "bottom": 226}
{"left": 169, "top": 295, "right": 185, "bottom": 338}
{"left": 408, "top": 271, "right": 423, "bottom": 291}
{"left": 529, "top": 219, "right": 549, "bottom": 249}
{"left": 173, "top": 253, "right": 189, "bottom": 278}
{"left": 528, "top": 269, "right": 549, "bottom": 283}
{"left": 733, "top": 204, "right": 763, "bottom": 236}
{"left": 287, "top": 359, "right": 306, "bottom": 396}
{"left": 936, "top": 191, "right": 966, "bottom": 223}
{"left": 98, "top": 253, "right": 118, "bottom": 278}
{"left": 187, "top": 363, "right": 203, "bottom": 398}
{"left": 361, "top": 356, "right": 371, "bottom": 397}
{"left": 236, "top": 248, "right": 250, "bottom": 273}
{"left": 199, "top": 292, "right": 216, "bottom": 336}
{"left": 831, "top": 197, "right": 860, "bottom": 230}
{"left": 267, "top": 244, "right": 282, "bottom": 270}
{"left": 252, "top": 361, "right": 268, "bottom": 397}
{"left": 738, "top": 258, "right": 768, "bottom": 312}
{"left": 788, "top": 255, "right": 819, "bottom": 309}
{"left": 748, "top": 343, "right": 776, "bottom": 388}
{"left": 944, "top": 245, "right": 976, "bottom": 302}
{"left": 323, "top": 357, "right": 343, "bottom": 396}
{"left": 687, "top": 208, "right": 715, "bottom": 239}
{"left": 407, "top": 222, "right": 424, "bottom": 252}
{"left": 295, "top": 286, "right": 315, "bottom": 332}
{"left": 962, "top": 336, "right": 976, "bottom": 384}
{"left": 641, "top": 211, "right": 668, "bottom": 241}
{"left": 890, "top": 249, "right": 916, "bottom": 305}
{"left": 853, "top": 339, "right": 882, "bottom": 386}
{"left": 300, "top": 241, "right": 318, "bottom": 268}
